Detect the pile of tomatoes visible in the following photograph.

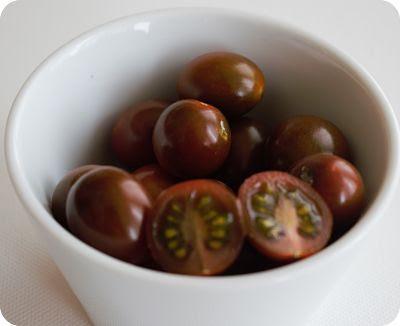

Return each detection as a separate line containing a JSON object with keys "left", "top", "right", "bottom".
{"left": 51, "top": 52, "right": 365, "bottom": 276}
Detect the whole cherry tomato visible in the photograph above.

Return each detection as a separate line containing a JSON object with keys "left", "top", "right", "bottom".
{"left": 291, "top": 153, "right": 365, "bottom": 231}
{"left": 218, "top": 117, "right": 267, "bottom": 189}
{"left": 153, "top": 99, "right": 231, "bottom": 178}
{"left": 178, "top": 52, "right": 265, "bottom": 118}
{"left": 111, "top": 100, "right": 170, "bottom": 169}
{"left": 51, "top": 164, "right": 99, "bottom": 228}
{"left": 267, "top": 115, "right": 350, "bottom": 171}
{"left": 67, "top": 166, "right": 152, "bottom": 264}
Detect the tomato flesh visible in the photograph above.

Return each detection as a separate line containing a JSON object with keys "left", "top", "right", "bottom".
{"left": 147, "top": 180, "right": 244, "bottom": 275}
{"left": 239, "top": 171, "right": 332, "bottom": 261}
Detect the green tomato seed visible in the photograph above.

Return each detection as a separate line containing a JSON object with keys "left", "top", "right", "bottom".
{"left": 174, "top": 247, "right": 188, "bottom": 259}
{"left": 164, "top": 228, "right": 179, "bottom": 239}
{"left": 210, "top": 228, "right": 227, "bottom": 239}
{"left": 208, "top": 240, "right": 224, "bottom": 250}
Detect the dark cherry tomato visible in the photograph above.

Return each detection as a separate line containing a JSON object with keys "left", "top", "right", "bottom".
{"left": 132, "top": 164, "right": 176, "bottom": 201}
{"left": 147, "top": 180, "right": 244, "bottom": 275}
{"left": 177, "top": 52, "right": 265, "bottom": 118}
{"left": 239, "top": 171, "right": 333, "bottom": 261}
{"left": 218, "top": 117, "right": 267, "bottom": 189}
{"left": 291, "top": 153, "right": 365, "bottom": 231}
{"left": 51, "top": 164, "right": 99, "bottom": 228}
{"left": 67, "top": 166, "right": 152, "bottom": 264}
{"left": 111, "top": 100, "right": 170, "bottom": 169}
{"left": 267, "top": 116, "right": 350, "bottom": 171}
{"left": 153, "top": 100, "right": 231, "bottom": 178}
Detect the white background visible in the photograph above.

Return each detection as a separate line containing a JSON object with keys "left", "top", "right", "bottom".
{"left": 1, "top": 0, "right": 400, "bottom": 325}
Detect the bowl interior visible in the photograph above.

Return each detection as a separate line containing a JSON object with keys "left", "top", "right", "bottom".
{"left": 9, "top": 10, "right": 391, "bottom": 263}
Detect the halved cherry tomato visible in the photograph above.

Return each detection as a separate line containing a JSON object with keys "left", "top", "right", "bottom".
{"left": 132, "top": 164, "right": 176, "bottom": 201}
{"left": 239, "top": 171, "right": 332, "bottom": 261}
{"left": 147, "top": 180, "right": 244, "bottom": 275}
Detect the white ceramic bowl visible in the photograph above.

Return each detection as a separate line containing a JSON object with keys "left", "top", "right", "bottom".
{"left": 5, "top": 8, "right": 400, "bottom": 326}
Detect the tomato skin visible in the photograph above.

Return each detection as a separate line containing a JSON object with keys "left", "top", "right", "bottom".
{"left": 239, "top": 171, "right": 333, "bottom": 261}
{"left": 177, "top": 52, "right": 265, "bottom": 118}
{"left": 111, "top": 100, "right": 170, "bottom": 169}
{"left": 267, "top": 116, "right": 350, "bottom": 171}
{"left": 51, "top": 164, "right": 99, "bottom": 228}
{"left": 153, "top": 100, "right": 231, "bottom": 178}
{"left": 147, "top": 179, "right": 244, "bottom": 275}
{"left": 218, "top": 117, "right": 268, "bottom": 190}
{"left": 67, "top": 166, "right": 152, "bottom": 264}
{"left": 291, "top": 153, "right": 365, "bottom": 231}
{"left": 132, "top": 164, "right": 176, "bottom": 201}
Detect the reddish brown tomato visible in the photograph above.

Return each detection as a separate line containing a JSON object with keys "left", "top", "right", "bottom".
{"left": 291, "top": 153, "right": 365, "bottom": 231}
{"left": 147, "top": 180, "right": 244, "bottom": 275}
{"left": 177, "top": 52, "right": 265, "bottom": 118}
{"left": 132, "top": 164, "right": 176, "bottom": 201}
{"left": 267, "top": 116, "right": 350, "bottom": 171}
{"left": 67, "top": 166, "right": 152, "bottom": 264}
{"left": 51, "top": 164, "right": 99, "bottom": 228}
{"left": 239, "top": 171, "right": 333, "bottom": 261}
{"left": 218, "top": 117, "right": 267, "bottom": 189}
{"left": 152, "top": 100, "right": 231, "bottom": 178}
{"left": 111, "top": 100, "right": 170, "bottom": 169}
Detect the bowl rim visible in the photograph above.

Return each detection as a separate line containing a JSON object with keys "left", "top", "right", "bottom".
{"left": 5, "top": 7, "right": 400, "bottom": 290}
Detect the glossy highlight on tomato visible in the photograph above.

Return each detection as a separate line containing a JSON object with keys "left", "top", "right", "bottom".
{"left": 147, "top": 180, "right": 244, "bottom": 275}
{"left": 67, "top": 166, "right": 152, "bottom": 264}
{"left": 267, "top": 115, "right": 350, "bottom": 171}
{"left": 153, "top": 99, "right": 231, "bottom": 178}
{"left": 291, "top": 153, "right": 365, "bottom": 231}
{"left": 111, "top": 100, "right": 170, "bottom": 169}
{"left": 132, "top": 164, "right": 176, "bottom": 201}
{"left": 51, "top": 164, "right": 99, "bottom": 228}
{"left": 178, "top": 52, "right": 265, "bottom": 118}
{"left": 239, "top": 171, "right": 332, "bottom": 261}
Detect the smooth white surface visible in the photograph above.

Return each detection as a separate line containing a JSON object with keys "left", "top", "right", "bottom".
{"left": 1, "top": 1, "right": 400, "bottom": 326}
